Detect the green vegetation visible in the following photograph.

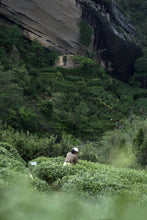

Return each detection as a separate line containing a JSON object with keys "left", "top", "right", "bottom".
{"left": 31, "top": 156, "right": 147, "bottom": 201}
{"left": 0, "top": 117, "right": 147, "bottom": 168}
{"left": 78, "top": 21, "right": 93, "bottom": 47}
{"left": 0, "top": 24, "right": 146, "bottom": 160}
{"left": 115, "top": 0, "right": 147, "bottom": 47}
{"left": 0, "top": 25, "right": 146, "bottom": 141}
{"left": 130, "top": 57, "right": 147, "bottom": 88}
{"left": 0, "top": 141, "right": 147, "bottom": 220}
{"left": 0, "top": 16, "right": 147, "bottom": 218}
{"left": 133, "top": 126, "right": 147, "bottom": 167}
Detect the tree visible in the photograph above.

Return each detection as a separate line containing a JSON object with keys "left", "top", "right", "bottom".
{"left": 133, "top": 128, "right": 147, "bottom": 166}
{"left": 133, "top": 57, "right": 147, "bottom": 88}
{"left": 26, "top": 40, "right": 58, "bottom": 67}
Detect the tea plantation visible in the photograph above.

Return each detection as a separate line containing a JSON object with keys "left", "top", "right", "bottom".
{"left": 0, "top": 19, "right": 147, "bottom": 219}
{"left": 1, "top": 141, "right": 147, "bottom": 220}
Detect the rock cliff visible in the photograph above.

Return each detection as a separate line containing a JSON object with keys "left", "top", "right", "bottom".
{"left": 0, "top": 0, "right": 143, "bottom": 81}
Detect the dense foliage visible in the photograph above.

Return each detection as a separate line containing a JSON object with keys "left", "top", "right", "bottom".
{"left": 0, "top": 117, "right": 147, "bottom": 168}
{"left": 30, "top": 156, "right": 147, "bottom": 202}
{"left": 0, "top": 25, "right": 146, "bottom": 141}
{"left": 0, "top": 141, "right": 147, "bottom": 220}
{"left": 0, "top": 2, "right": 147, "bottom": 218}
{"left": 133, "top": 125, "right": 147, "bottom": 167}
{"left": 78, "top": 21, "right": 93, "bottom": 47}
{"left": 115, "top": 0, "right": 147, "bottom": 48}
{"left": 113, "top": 0, "right": 147, "bottom": 88}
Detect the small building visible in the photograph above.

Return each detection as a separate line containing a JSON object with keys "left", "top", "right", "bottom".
{"left": 55, "top": 55, "right": 78, "bottom": 68}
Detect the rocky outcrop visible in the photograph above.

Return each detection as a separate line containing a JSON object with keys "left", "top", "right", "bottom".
{"left": 0, "top": 0, "right": 143, "bottom": 81}
{"left": 78, "top": 0, "right": 143, "bottom": 80}
{"left": 0, "top": 0, "right": 82, "bottom": 54}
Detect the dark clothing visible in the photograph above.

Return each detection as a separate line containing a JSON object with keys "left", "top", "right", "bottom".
{"left": 64, "top": 152, "right": 78, "bottom": 164}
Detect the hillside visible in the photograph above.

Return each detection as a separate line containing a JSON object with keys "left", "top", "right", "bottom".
{"left": 0, "top": 25, "right": 146, "bottom": 139}
{"left": 0, "top": 0, "right": 145, "bottom": 81}
{"left": 0, "top": 2, "right": 147, "bottom": 217}
{"left": 115, "top": 0, "right": 147, "bottom": 47}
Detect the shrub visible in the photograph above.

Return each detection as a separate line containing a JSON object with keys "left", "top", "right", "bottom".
{"left": 31, "top": 176, "right": 52, "bottom": 193}
{"left": 133, "top": 126, "right": 147, "bottom": 166}
{"left": 78, "top": 142, "right": 99, "bottom": 162}
{"left": 30, "top": 156, "right": 64, "bottom": 165}
{"left": 1, "top": 177, "right": 147, "bottom": 220}
{"left": 24, "top": 39, "right": 58, "bottom": 67}
{"left": 56, "top": 160, "right": 147, "bottom": 202}
{"left": 0, "top": 154, "right": 25, "bottom": 171}
{"left": 28, "top": 156, "right": 147, "bottom": 204}
{"left": 0, "top": 168, "right": 16, "bottom": 188}
{"left": 37, "top": 100, "right": 53, "bottom": 119}
{"left": 130, "top": 57, "right": 147, "bottom": 88}
{"left": 78, "top": 21, "right": 93, "bottom": 47}
{"left": 39, "top": 67, "right": 58, "bottom": 73}
{"left": 0, "top": 142, "right": 25, "bottom": 164}
{"left": 64, "top": 75, "right": 84, "bottom": 81}
{"left": 30, "top": 157, "right": 78, "bottom": 185}
{"left": 0, "top": 125, "right": 77, "bottom": 161}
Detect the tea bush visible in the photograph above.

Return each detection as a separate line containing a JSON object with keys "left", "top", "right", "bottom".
{"left": 56, "top": 162, "right": 147, "bottom": 203}
{"left": 1, "top": 178, "right": 147, "bottom": 220}
{"left": 0, "top": 24, "right": 147, "bottom": 142}
{"left": 29, "top": 157, "right": 78, "bottom": 185}
{"left": 29, "top": 156, "right": 147, "bottom": 203}
{"left": 0, "top": 145, "right": 51, "bottom": 194}
{"left": 30, "top": 156, "right": 64, "bottom": 165}
{"left": 31, "top": 176, "right": 52, "bottom": 193}
{"left": 0, "top": 155, "right": 25, "bottom": 172}
{"left": 1, "top": 140, "right": 147, "bottom": 218}
{"left": 0, "top": 142, "right": 25, "bottom": 164}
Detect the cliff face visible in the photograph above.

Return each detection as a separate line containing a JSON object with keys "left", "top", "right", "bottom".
{"left": 0, "top": 0, "right": 143, "bottom": 81}
{"left": 79, "top": 0, "right": 143, "bottom": 80}
{"left": 0, "top": 0, "right": 81, "bottom": 54}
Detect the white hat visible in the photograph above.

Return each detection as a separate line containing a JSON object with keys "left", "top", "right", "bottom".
{"left": 72, "top": 147, "right": 79, "bottom": 152}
